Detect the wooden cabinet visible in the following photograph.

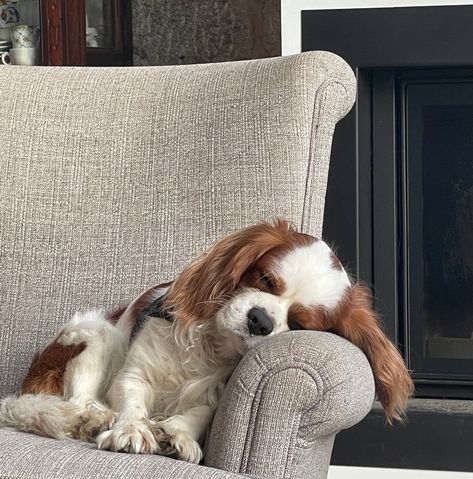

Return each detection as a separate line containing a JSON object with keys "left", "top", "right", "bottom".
{"left": 39, "top": 0, "right": 132, "bottom": 66}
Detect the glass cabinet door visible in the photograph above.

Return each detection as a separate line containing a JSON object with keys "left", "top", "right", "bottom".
{"left": 3, "top": 0, "right": 130, "bottom": 65}
{"left": 37, "top": 0, "right": 130, "bottom": 66}
{"left": 85, "top": 0, "right": 132, "bottom": 66}
{"left": 86, "top": 0, "right": 114, "bottom": 49}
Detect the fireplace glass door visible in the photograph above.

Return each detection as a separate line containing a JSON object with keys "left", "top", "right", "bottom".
{"left": 403, "top": 72, "right": 473, "bottom": 383}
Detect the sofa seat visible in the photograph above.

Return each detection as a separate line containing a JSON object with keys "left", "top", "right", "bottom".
{"left": 0, "top": 428, "right": 247, "bottom": 479}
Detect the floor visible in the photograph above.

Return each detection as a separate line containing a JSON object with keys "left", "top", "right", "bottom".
{"left": 329, "top": 467, "right": 473, "bottom": 478}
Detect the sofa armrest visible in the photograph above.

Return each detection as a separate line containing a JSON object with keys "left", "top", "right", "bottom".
{"left": 204, "top": 331, "right": 375, "bottom": 479}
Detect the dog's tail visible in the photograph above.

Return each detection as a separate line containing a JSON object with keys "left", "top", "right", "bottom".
{"left": 0, "top": 394, "right": 83, "bottom": 439}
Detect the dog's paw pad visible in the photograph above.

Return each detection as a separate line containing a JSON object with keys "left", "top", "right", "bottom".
{"left": 151, "top": 425, "right": 202, "bottom": 463}
{"left": 77, "top": 407, "right": 117, "bottom": 442}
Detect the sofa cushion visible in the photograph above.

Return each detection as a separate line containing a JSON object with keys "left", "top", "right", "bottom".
{"left": 0, "top": 428, "right": 247, "bottom": 479}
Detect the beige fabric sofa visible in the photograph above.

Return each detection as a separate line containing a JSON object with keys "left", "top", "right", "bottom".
{"left": 0, "top": 52, "right": 374, "bottom": 478}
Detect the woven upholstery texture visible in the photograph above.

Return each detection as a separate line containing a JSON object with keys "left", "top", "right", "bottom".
{"left": 0, "top": 51, "right": 355, "bottom": 395}
{"left": 0, "top": 428, "right": 247, "bottom": 479}
{"left": 205, "top": 331, "right": 375, "bottom": 479}
{"left": 0, "top": 52, "right": 360, "bottom": 478}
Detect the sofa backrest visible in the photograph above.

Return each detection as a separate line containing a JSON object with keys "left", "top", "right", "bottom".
{"left": 0, "top": 52, "right": 355, "bottom": 395}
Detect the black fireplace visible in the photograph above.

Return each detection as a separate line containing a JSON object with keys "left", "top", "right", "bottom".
{"left": 372, "top": 68, "right": 473, "bottom": 397}
{"left": 302, "top": 4, "right": 473, "bottom": 471}
{"left": 402, "top": 70, "right": 473, "bottom": 389}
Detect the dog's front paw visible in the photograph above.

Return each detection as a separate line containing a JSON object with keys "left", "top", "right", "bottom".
{"left": 149, "top": 423, "right": 203, "bottom": 464}
{"left": 77, "top": 405, "right": 117, "bottom": 442}
{"left": 96, "top": 420, "right": 157, "bottom": 454}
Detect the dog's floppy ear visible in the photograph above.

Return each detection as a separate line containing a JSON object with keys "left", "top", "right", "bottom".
{"left": 332, "top": 284, "right": 414, "bottom": 423}
{"left": 164, "top": 220, "right": 308, "bottom": 325}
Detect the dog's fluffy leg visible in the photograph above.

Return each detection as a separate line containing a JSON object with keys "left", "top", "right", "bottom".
{"left": 95, "top": 316, "right": 170, "bottom": 455}
{"left": 51, "top": 310, "right": 126, "bottom": 441}
{"left": 149, "top": 406, "right": 213, "bottom": 464}
{"left": 62, "top": 310, "right": 129, "bottom": 406}
{"left": 0, "top": 394, "right": 82, "bottom": 439}
{"left": 0, "top": 310, "right": 125, "bottom": 442}
{"left": 0, "top": 394, "right": 117, "bottom": 442}
{"left": 95, "top": 370, "right": 158, "bottom": 454}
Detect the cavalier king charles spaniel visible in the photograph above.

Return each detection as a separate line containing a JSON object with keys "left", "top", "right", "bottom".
{"left": 0, "top": 220, "right": 413, "bottom": 463}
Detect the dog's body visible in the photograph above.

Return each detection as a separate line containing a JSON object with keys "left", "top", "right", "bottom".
{"left": 0, "top": 220, "right": 414, "bottom": 463}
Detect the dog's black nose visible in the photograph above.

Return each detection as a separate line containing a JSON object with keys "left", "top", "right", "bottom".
{"left": 247, "top": 307, "right": 273, "bottom": 336}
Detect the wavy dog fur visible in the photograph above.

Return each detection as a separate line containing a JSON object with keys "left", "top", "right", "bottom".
{"left": 0, "top": 219, "right": 413, "bottom": 462}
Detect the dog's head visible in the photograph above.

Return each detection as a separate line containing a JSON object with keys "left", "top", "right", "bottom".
{"left": 163, "top": 219, "right": 413, "bottom": 423}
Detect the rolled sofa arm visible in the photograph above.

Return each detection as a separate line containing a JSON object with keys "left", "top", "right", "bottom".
{"left": 204, "top": 331, "right": 375, "bottom": 479}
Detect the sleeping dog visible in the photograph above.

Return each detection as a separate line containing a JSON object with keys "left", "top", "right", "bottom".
{"left": 0, "top": 220, "right": 413, "bottom": 463}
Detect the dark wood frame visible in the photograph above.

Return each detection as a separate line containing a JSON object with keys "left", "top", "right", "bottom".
{"left": 41, "top": 0, "right": 86, "bottom": 65}
{"left": 302, "top": 4, "right": 473, "bottom": 471}
{"left": 40, "top": 0, "right": 132, "bottom": 66}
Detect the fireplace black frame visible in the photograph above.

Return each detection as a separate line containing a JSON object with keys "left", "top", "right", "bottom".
{"left": 302, "top": 4, "right": 473, "bottom": 471}
{"left": 400, "top": 69, "right": 473, "bottom": 387}
{"left": 372, "top": 67, "right": 473, "bottom": 397}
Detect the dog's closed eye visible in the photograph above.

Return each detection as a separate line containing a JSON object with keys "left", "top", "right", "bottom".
{"left": 288, "top": 319, "right": 305, "bottom": 330}
{"left": 259, "top": 275, "right": 275, "bottom": 292}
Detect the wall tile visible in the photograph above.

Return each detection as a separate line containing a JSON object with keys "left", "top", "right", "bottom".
{"left": 132, "top": 0, "right": 280, "bottom": 66}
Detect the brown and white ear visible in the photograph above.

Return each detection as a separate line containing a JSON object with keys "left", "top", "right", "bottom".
{"left": 164, "top": 219, "right": 307, "bottom": 325}
{"left": 332, "top": 284, "right": 414, "bottom": 423}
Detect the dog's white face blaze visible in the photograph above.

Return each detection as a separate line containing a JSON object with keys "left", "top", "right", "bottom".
{"left": 216, "top": 240, "right": 351, "bottom": 351}
{"left": 276, "top": 241, "right": 350, "bottom": 309}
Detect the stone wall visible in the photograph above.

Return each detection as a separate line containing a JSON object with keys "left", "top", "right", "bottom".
{"left": 132, "top": 0, "right": 280, "bottom": 66}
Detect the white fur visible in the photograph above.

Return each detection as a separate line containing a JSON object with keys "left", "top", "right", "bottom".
{"left": 0, "top": 238, "right": 350, "bottom": 464}
{"left": 276, "top": 241, "right": 351, "bottom": 308}
{"left": 60, "top": 310, "right": 128, "bottom": 406}
{"left": 96, "top": 317, "right": 238, "bottom": 459}
{"left": 216, "top": 239, "right": 351, "bottom": 349}
{"left": 0, "top": 394, "right": 82, "bottom": 439}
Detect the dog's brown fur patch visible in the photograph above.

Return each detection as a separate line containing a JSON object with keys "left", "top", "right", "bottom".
{"left": 21, "top": 337, "right": 87, "bottom": 396}
{"left": 106, "top": 305, "right": 127, "bottom": 324}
